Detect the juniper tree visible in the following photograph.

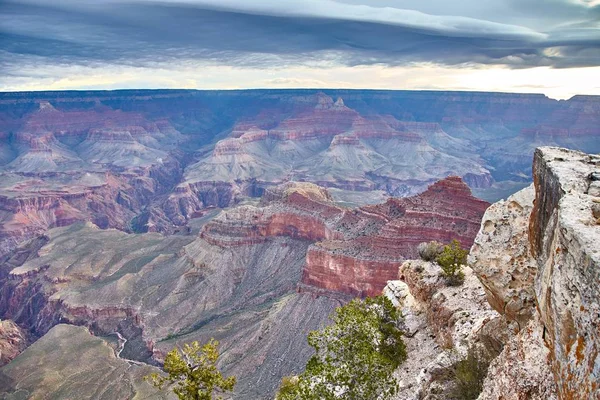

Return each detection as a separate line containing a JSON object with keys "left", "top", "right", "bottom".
{"left": 276, "top": 295, "right": 406, "bottom": 400}
{"left": 145, "top": 339, "right": 236, "bottom": 400}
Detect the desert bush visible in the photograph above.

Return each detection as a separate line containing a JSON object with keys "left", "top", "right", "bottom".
{"left": 436, "top": 240, "right": 468, "bottom": 286}
{"left": 448, "top": 347, "right": 491, "bottom": 400}
{"left": 417, "top": 241, "right": 443, "bottom": 261}
{"left": 275, "top": 376, "right": 300, "bottom": 400}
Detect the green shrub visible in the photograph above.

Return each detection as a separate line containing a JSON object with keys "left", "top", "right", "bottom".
{"left": 448, "top": 347, "right": 491, "bottom": 400}
{"left": 276, "top": 376, "right": 300, "bottom": 400}
{"left": 417, "top": 241, "right": 443, "bottom": 261}
{"left": 144, "top": 339, "right": 236, "bottom": 400}
{"left": 436, "top": 240, "right": 468, "bottom": 286}
{"left": 276, "top": 295, "right": 407, "bottom": 400}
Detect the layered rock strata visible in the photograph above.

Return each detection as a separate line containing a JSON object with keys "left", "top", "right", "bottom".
{"left": 0, "top": 159, "right": 182, "bottom": 257}
{"left": 0, "top": 177, "right": 487, "bottom": 398}
{"left": 201, "top": 178, "right": 488, "bottom": 297}
{"left": 182, "top": 93, "right": 494, "bottom": 200}
{"left": 1, "top": 89, "right": 600, "bottom": 259}
{"left": 0, "top": 219, "right": 339, "bottom": 399}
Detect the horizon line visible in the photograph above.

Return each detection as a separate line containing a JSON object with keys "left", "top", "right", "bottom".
{"left": 3, "top": 87, "right": 599, "bottom": 101}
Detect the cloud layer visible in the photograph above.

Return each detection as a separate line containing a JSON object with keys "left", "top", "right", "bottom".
{"left": 1, "top": 0, "right": 599, "bottom": 94}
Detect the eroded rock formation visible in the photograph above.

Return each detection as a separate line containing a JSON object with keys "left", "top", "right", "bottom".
{"left": 389, "top": 147, "right": 598, "bottom": 400}
{"left": 470, "top": 147, "right": 600, "bottom": 399}
{"left": 0, "top": 177, "right": 486, "bottom": 399}
{"left": 1, "top": 89, "right": 599, "bottom": 258}
{"left": 202, "top": 178, "right": 487, "bottom": 297}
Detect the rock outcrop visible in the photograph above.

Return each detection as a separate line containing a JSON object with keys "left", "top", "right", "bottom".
{"left": 302, "top": 177, "right": 488, "bottom": 296}
{"left": 388, "top": 147, "right": 598, "bottom": 400}
{"left": 469, "top": 147, "right": 600, "bottom": 399}
{"left": 529, "top": 147, "right": 600, "bottom": 398}
{"left": 478, "top": 315, "right": 558, "bottom": 400}
{"left": 386, "top": 261, "right": 503, "bottom": 399}
{"left": 469, "top": 184, "right": 537, "bottom": 328}
{"left": 201, "top": 178, "right": 487, "bottom": 297}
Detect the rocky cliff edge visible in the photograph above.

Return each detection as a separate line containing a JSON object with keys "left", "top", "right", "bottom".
{"left": 388, "top": 146, "right": 599, "bottom": 399}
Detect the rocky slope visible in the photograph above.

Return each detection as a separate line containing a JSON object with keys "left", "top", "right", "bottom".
{"left": 0, "top": 324, "right": 170, "bottom": 399}
{"left": 0, "top": 319, "right": 28, "bottom": 367}
{"left": 0, "top": 178, "right": 485, "bottom": 399}
{"left": 385, "top": 261, "right": 504, "bottom": 399}
{"left": 0, "top": 221, "right": 339, "bottom": 399}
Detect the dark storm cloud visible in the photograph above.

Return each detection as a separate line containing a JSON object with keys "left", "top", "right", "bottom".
{"left": 1, "top": 0, "right": 599, "bottom": 74}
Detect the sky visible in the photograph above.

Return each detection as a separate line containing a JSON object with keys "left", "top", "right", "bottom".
{"left": 1, "top": 0, "right": 599, "bottom": 98}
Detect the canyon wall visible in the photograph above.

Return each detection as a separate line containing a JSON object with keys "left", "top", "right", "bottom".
{"left": 200, "top": 178, "right": 487, "bottom": 297}
{"left": 1, "top": 90, "right": 599, "bottom": 257}
{"left": 470, "top": 147, "right": 600, "bottom": 399}
{"left": 389, "top": 146, "right": 598, "bottom": 399}
{"left": 0, "top": 177, "right": 486, "bottom": 399}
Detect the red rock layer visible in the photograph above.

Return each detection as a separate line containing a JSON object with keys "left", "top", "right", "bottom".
{"left": 201, "top": 178, "right": 489, "bottom": 298}
{"left": 0, "top": 161, "right": 182, "bottom": 256}
{"left": 201, "top": 189, "right": 344, "bottom": 246}
{"left": 302, "top": 248, "right": 401, "bottom": 298}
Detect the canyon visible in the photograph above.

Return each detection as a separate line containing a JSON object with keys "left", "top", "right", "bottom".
{"left": 1, "top": 90, "right": 599, "bottom": 259}
{"left": 0, "top": 88, "right": 599, "bottom": 399}
{"left": 0, "top": 176, "right": 487, "bottom": 398}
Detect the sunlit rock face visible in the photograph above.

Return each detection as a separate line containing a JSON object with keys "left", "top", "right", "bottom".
{"left": 470, "top": 184, "right": 537, "bottom": 328}
{"left": 529, "top": 147, "right": 600, "bottom": 399}
{"left": 470, "top": 184, "right": 558, "bottom": 400}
